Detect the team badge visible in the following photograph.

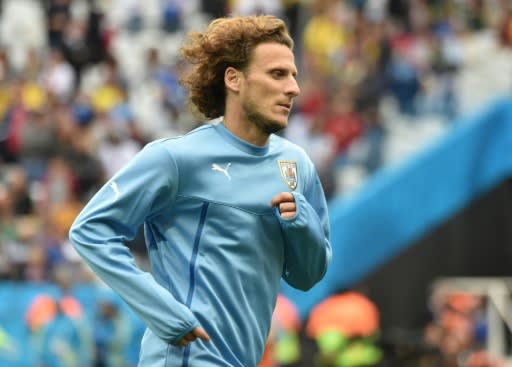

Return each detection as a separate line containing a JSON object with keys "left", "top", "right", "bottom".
{"left": 278, "top": 160, "right": 298, "bottom": 190}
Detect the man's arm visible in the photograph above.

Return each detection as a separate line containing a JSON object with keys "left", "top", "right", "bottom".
{"left": 69, "top": 142, "right": 205, "bottom": 345}
{"left": 270, "top": 173, "right": 332, "bottom": 291}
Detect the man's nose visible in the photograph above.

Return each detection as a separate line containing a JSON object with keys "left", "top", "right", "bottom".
{"left": 286, "top": 77, "right": 300, "bottom": 97}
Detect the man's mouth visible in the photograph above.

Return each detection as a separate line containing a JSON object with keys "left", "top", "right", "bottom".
{"left": 277, "top": 103, "right": 292, "bottom": 111}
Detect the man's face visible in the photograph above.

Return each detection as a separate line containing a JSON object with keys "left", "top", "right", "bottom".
{"left": 239, "top": 42, "right": 300, "bottom": 135}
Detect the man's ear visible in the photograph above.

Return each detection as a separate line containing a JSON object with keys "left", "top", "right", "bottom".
{"left": 225, "top": 67, "right": 241, "bottom": 93}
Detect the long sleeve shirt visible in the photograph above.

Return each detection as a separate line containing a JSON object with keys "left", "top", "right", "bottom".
{"left": 69, "top": 121, "right": 332, "bottom": 367}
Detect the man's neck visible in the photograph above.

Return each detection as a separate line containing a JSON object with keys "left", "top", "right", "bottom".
{"left": 222, "top": 112, "right": 270, "bottom": 147}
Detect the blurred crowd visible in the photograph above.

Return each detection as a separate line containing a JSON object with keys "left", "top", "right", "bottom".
{"left": 259, "top": 288, "right": 510, "bottom": 367}
{"left": 1, "top": 0, "right": 512, "bottom": 366}
{"left": 420, "top": 289, "right": 504, "bottom": 367}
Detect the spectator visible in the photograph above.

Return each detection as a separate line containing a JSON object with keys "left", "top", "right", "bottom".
{"left": 306, "top": 291, "right": 383, "bottom": 367}
{"left": 18, "top": 105, "right": 55, "bottom": 183}
{"left": 302, "top": 0, "right": 351, "bottom": 78}
{"left": 34, "top": 300, "right": 92, "bottom": 367}
{"left": 4, "top": 166, "right": 33, "bottom": 215}
{"left": 96, "top": 117, "right": 141, "bottom": 180}
{"left": 498, "top": 5, "right": 512, "bottom": 47}
{"left": 323, "top": 87, "right": 364, "bottom": 156}
{"left": 93, "top": 292, "right": 132, "bottom": 367}
{"left": 232, "top": 0, "right": 283, "bottom": 17}
{"left": 40, "top": 47, "right": 76, "bottom": 104}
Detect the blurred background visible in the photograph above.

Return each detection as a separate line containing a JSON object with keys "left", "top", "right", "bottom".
{"left": 0, "top": 0, "right": 512, "bottom": 366}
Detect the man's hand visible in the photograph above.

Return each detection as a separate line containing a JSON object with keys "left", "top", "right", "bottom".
{"left": 270, "top": 192, "right": 296, "bottom": 219}
{"left": 177, "top": 327, "right": 210, "bottom": 347}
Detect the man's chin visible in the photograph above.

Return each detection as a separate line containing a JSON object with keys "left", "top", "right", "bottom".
{"left": 246, "top": 109, "right": 288, "bottom": 135}
{"left": 251, "top": 118, "right": 286, "bottom": 135}
{"left": 262, "top": 120, "right": 286, "bottom": 135}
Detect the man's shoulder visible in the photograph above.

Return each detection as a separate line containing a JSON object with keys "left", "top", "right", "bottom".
{"left": 182, "top": 122, "right": 218, "bottom": 140}
{"left": 271, "top": 133, "right": 310, "bottom": 159}
{"left": 270, "top": 134, "right": 317, "bottom": 180}
{"left": 149, "top": 122, "right": 217, "bottom": 150}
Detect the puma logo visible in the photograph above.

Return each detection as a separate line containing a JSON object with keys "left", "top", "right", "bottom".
{"left": 110, "top": 181, "right": 120, "bottom": 202}
{"left": 212, "top": 163, "right": 232, "bottom": 180}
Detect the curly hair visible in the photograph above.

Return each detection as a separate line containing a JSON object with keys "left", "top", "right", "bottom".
{"left": 179, "top": 15, "right": 294, "bottom": 119}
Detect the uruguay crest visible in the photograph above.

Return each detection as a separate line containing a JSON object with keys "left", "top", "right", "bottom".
{"left": 278, "top": 160, "right": 298, "bottom": 190}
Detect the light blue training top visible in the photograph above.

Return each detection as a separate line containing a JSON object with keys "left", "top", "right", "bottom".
{"left": 69, "top": 121, "right": 332, "bottom": 367}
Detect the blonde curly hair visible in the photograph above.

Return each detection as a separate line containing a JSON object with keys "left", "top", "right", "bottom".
{"left": 179, "top": 15, "right": 294, "bottom": 119}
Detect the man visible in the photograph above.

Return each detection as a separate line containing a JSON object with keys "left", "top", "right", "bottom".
{"left": 69, "top": 15, "right": 331, "bottom": 367}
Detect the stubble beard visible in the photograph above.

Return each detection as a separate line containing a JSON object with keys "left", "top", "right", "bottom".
{"left": 243, "top": 100, "right": 286, "bottom": 136}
